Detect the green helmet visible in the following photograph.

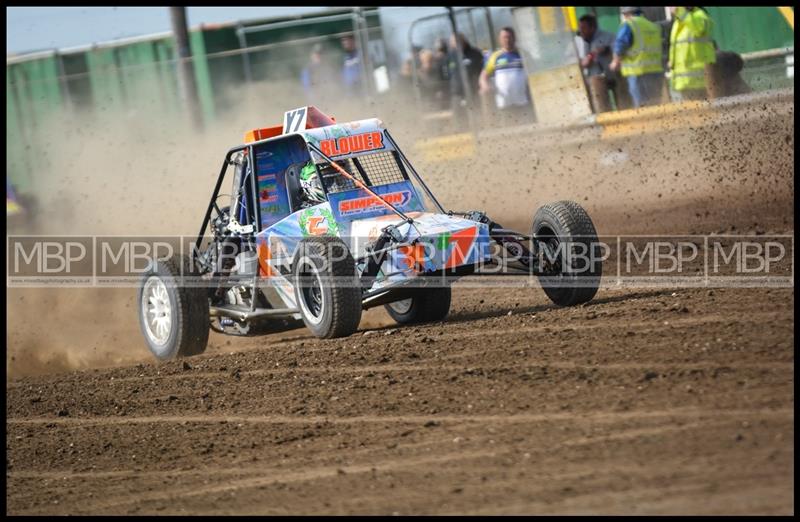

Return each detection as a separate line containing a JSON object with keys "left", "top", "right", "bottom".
{"left": 299, "top": 161, "right": 325, "bottom": 203}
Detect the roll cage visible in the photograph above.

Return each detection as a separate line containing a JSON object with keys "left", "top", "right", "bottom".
{"left": 194, "top": 128, "right": 447, "bottom": 259}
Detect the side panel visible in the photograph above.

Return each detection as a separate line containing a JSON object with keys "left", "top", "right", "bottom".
{"left": 254, "top": 135, "right": 312, "bottom": 229}
{"left": 254, "top": 202, "right": 338, "bottom": 309}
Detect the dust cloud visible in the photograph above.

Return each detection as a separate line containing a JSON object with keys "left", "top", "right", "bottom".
{"left": 6, "top": 79, "right": 423, "bottom": 378}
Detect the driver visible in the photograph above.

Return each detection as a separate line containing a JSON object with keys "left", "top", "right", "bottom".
{"left": 299, "top": 161, "right": 325, "bottom": 207}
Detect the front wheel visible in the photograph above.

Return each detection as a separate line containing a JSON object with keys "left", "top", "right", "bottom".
{"left": 385, "top": 286, "right": 452, "bottom": 325}
{"left": 532, "top": 200, "right": 602, "bottom": 307}
{"left": 137, "top": 255, "right": 210, "bottom": 360}
{"left": 292, "top": 237, "right": 362, "bottom": 338}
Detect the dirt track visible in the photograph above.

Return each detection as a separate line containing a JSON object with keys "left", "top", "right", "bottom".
{"left": 6, "top": 282, "right": 794, "bottom": 514}
{"left": 5, "top": 91, "right": 795, "bottom": 514}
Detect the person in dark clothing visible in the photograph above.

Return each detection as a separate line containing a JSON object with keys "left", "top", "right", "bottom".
{"left": 340, "top": 34, "right": 364, "bottom": 95}
{"left": 433, "top": 37, "right": 449, "bottom": 76}
{"left": 575, "top": 14, "right": 620, "bottom": 112}
{"left": 447, "top": 32, "right": 484, "bottom": 103}
{"left": 707, "top": 49, "right": 752, "bottom": 98}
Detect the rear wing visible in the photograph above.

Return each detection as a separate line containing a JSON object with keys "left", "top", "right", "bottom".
{"left": 243, "top": 106, "right": 337, "bottom": 143}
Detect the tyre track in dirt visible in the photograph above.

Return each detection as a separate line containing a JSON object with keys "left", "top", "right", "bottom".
{"left": 7, "top": 407, "right": 792, "bottom": 514}
{"left": 8, "top": 406, "right": 793, "bottom": 427}
{"left": 4, "top": 415, "right": 758, "bottom": 481}
{"left": 10, "top": 359, "right": 786, "bottom": 387}
{"left": 7, "top": 285, "right": 794, "bottom": 514}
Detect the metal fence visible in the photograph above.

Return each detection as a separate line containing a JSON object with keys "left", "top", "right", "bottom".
{"left": 740, "top": 47, "right": 794, "bottom": 91}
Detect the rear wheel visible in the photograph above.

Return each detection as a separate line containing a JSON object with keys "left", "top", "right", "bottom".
{"left": 532, "top": 201, "right": 602, "bottom": 307}
{"left": 292, "top": 237, "right": 362, "bottom": 338}
{"left": 137, "top": 255, "right": 209, "bottom": 360}
{"left": 385, "top": 286, "right": 451, "bottom": 325}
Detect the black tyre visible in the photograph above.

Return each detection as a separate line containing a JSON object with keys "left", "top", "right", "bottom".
{"left": 385, "top": 286, "right": 452, "bottom": 325}
{"left": 137, "top": 254, "right": 210, "bottom": 360}
{"left": 532, "top": 200, "right": 602, "bottom": 307}
{"left": 292, "top": 237, "right": 362, "bottom": 338}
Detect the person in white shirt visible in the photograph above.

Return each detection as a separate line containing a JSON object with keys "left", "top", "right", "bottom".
{"left": 479, "top": 27, "right": 531, "bottom": 112}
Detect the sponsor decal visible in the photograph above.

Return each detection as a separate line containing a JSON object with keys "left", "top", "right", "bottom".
{"left": 259, "top": 183, "right": 279, "bottom": 203}
{"left": 436, "top": 231, "right": 452, "bottom": 251}
{"left": 260, "top": 192, "right": 279, "bottom": 204}
{"left": 298, "top": 207, "right": 339, "bottom": 237}
{"left": 260, "top": 204, "right": 284, "bottom": 215}
{"left": 320, "top": 131, "right": 384, "bottom": 157}
{"left": 338, "top": 191, "right": 411, "bottom": 216}
{"left": 257, "top": 241, "right": 273, "bottom": 277}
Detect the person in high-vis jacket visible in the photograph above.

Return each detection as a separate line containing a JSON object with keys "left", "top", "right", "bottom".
{"left": 668, "top": 6, "right": 716, "bottom": 101}
{"left": 609, "top": 7, "right": 665, "bottom": 108}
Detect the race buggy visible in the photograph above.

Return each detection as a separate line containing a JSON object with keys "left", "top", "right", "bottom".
{"left": 137, "top": 107, "right": 602, "bottom": 360}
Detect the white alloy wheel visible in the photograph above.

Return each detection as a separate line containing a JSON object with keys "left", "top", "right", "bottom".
{"left": 142, "top": 276, "right": 172, "bottom": 347}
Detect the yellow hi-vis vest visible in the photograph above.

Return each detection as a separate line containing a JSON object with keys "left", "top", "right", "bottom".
{"left": 621, "top": 15, "right": 664, "bottom": 77}
{"left": 670, "top": 7, "right": 716, "bottom": 91}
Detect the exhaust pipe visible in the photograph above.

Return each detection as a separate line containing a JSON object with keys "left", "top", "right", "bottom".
{"left": 210, "top": 305, "right": 299, "bottom": 322}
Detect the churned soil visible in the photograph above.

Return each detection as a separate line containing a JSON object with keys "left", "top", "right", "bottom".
{"left": 7, "top": 283, "right": 793, "bottom": 514}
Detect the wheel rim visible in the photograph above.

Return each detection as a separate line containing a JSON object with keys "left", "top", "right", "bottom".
{"left": 389, "top": 298, "right": 413, "bottom": 315}
{"left": 546, "top": 236, "right": 565, "bottom": 276}
{"left": 142, "top": 276, "right": 172, "bottom": 346}
{"left": 297, "top": 257, "right": 325, "bottom": 325}
{"left": 537, "top": 226, "right": 565, "bottom": 278}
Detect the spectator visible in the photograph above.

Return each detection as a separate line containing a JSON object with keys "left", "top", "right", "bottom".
{"left": 340, "top": 34, "right": 364, "bottom": 95}
{"left": 668, "top": 6, "right": 716, "bottom": 101}
{"left": 409, "top": 44, "right": 424, "bottom": 70}
{"left": 575, "top": 14, "right": 615, "bottom": 77}
{"left": 574, "top": 14, "right": 618, "bottom": 111}
{"left": 417, "top": 49, "right": 450, "bottom": 111}
{"left": 432, "top": 37, "right": 451, "bottom": 95}
{"left": 300, "top": 43, "right": 335, "bottom": 103}
{"left": 432, "top": 37, "right": 448, "bottom": 69}
{"left": 707, "top": 49, "right": 751, "bottom": 98}
{"left": 447, "top": 32, "right": 484, "bottom": 103}
{"left": 610, "top": 7, "right": 665, "bottom": 108}
{"left": 479, "top": 27, "right": 530, "bottom": 113}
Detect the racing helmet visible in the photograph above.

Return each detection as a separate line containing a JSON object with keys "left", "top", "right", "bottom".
{"left": 299, "top": 161, "right": 325, "bottom": 203}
